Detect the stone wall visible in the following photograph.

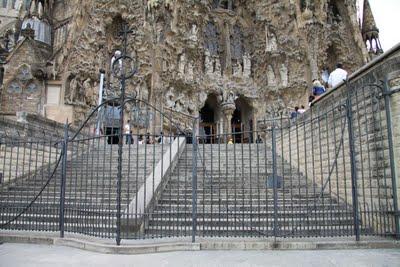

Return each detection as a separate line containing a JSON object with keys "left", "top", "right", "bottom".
{"left": 0, "top": 113, "right": 88, "bottom": 141}
{"left": 273, "top": 44, "right": 400, "bottom": 236}
{"left": 1, "top": 39, "right": 50, "bottom": 115}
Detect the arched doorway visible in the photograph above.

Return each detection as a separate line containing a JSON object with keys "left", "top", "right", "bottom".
{"left": 199, "top": 94, "right": 220, "bottom": 143}
{"left": 231, "top": 97, "right": 254, "bottom": 143}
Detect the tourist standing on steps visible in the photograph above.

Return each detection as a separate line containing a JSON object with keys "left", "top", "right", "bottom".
{"left": 328, "top": 63, "right": 348, "bottom": 88}
{"left": 312, "top": 79, "right": 326, "bottom": 98}
{"left": 124, "top": 120, "right": 132, "bottom": 144}
{"left": 290, "top": 106, "right": 299, "bottom": 119}
{"left": 298, "top": 105, "right": 306, "bottom": 114}
{"left": 138, "top": 135, "right": 144, "bottom": 145}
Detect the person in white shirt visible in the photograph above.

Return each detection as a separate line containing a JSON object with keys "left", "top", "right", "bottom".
{"left": 124, "top": 120, "right": 132, "bottom": 144}
{"left": 328, "top": 63, "right": 348, "bottom": 88}
{"left": 298, "top": 105, "right": 306, "bottom": 114}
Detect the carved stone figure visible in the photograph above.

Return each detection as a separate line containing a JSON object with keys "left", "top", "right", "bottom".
{"left": 165, "top": 88, "right": 175, "bottom": 108}
{"left": 232, "top": 62, "right": 241, "bottom": 77}
{"left": 0, "top": 0, "right": 371, "bottom": 126}
{"left": 243, "top": 54, "right": 251, "bottom": 78}
{"left": 178, "top": 53, "right": 186, "bottom": 75}
{"left": 267, "top": 65, "right": 277, "bottom": 87}
{"left": 189, "top": 24, "right": 198, "bottom": 42}
{"left": 280, "top": 64, "right": 288, "bottom": 87}
{"left": 186, "top": 62, "right": 194, "bottom": 81}
{"left": 266, "top": 26, "right": 278, "bottom": 52}
{"left": 204, "top": 50, "right": 213, "bottom": 75}
{"left": 83, "top": 78, "right": 97, "bottom": 106}
{"left": 68, "top": 77, "right": 78, "bottom": 103}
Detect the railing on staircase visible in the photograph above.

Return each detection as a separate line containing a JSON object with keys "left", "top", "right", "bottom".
{"left": 2, "top": 51, "right": 400, "bottom": 244}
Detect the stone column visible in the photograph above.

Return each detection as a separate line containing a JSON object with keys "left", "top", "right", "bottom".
{"left": 222, "top": 105, "right": 235, "bottom": 143}
{"left": 224, "top": 22, "right": 232, "bottom": 76}
{"left": 304, "top": 21, "right": 322, "bottom": 80}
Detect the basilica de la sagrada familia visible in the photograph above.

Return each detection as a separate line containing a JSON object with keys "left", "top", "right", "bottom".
{"left": 0, "top": 0, "right": 383, "bottom": 135}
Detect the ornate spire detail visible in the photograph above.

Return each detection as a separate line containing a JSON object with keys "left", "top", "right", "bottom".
{"left": 361, "top": 0, "right": 383, "bottom": 56}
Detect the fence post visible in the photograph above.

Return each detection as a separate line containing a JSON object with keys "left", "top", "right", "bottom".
{"left": 383, "top": 75, "right": 400, "bottom": 239}
{"left": 59, "top": 120, "right": 69, "bottom": 238}
{"left": 345, "top": 88, "right": 360, "bottom": 241}
{"left": 191, "top": 118, "right": 198, "bottom": 243}
{"left": 271, "top": 125, "right": 278, "bottom": 241}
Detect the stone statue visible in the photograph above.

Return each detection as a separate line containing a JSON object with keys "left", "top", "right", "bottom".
{"left": 186, "top": 62, "right": 194, "bottom": 81}
{"left": 266, "top": 26, "right": 278, "bottom": 52}
{"left": 280, "top": 64, "right": 288, "bottom": 87}
{"left": 68, "top": 77, "right": 78, "bottom": 103}
{"left": 218, "top": 89, "right": 237, "bottom": 105}
{"left": 83, "top": 78, "right": 97, "bottom": 106}
{"left": 226, "top": 91, "right": 236, "bottom": 103}
{"left": 178, "top": 53, "right": 186, "bottom": 75}
{"left": 165, "top": 88, "right": 175, "bottom": 108}
{"left": 232, "top": 62, "right": 241, "bottom": 77}
{"left": 111, "top": 50, "right": 122, "bottom": 74}
{"left": 174, "top": 93, "right": 185, "bottom": 112}
{"left": 204, "top": 50, "right": 213, "bottom": 75}
{"left": 189, "top": 24, "right": 198, "bottom": 42}
{"left": 198, "top": 91, "right": 208, "bottom": 107}
{"left": 243, "top": 54, "right": 251, "bottom": 78}
{"left": 267, "top": 65, "right": 277, "bottom": 87}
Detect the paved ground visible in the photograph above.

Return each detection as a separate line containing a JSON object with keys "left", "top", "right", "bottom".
{"left": 0, "top": 243, "right": 399, "bottom": 267}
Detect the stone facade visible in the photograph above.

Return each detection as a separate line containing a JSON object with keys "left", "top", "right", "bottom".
{"left": 0, "top": 0, "right": 382, "bottom": 130}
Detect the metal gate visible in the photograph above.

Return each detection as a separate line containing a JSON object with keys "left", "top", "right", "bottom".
{"left": 0, "top": 82, "right": 399, "bottom": 244}
{"left": 1, "top": 25, "right": 399, "bottom": 244}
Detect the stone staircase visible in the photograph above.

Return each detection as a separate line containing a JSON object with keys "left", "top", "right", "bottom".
{"left": 1, "top": 141, "right": 370, "bottom": 239}
{"left": 0, "top": 143, "right": 164, "bottom": 237}
{"left": 145, "top": 144, "right": 364, "bottom": 238}
{"left": 0, "top": 142, "right": 61, "bottom": 184}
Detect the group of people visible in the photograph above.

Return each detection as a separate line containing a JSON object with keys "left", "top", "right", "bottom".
{"left": 124, "top": 120, "right": 173, "bottom": 145}
{"left": 290, "top": 105, "right": 306, "bottom": 119}
{"left": 308, "top": 63, "right": 348, "bottom": 106}
{"left": 291, "top": 63, "right": 347, "bottom": 119}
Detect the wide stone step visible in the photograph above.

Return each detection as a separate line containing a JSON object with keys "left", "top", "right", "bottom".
{"left": 143, "top": 227, "right": 360, "bottom": 237}
{"left": 149, "top": 209, "right": 353, "bottom": 218}
{"left": 148, "top": 217, "right": 353, "bottom": 227}
{"left": 0, "top": 221, "right": 117, "bottom": 235}
{"left": 0, "top": 186, "right": 141, "bottom": 195}
{"left": 157, "top": 198, "right": 339, "bottom": 206}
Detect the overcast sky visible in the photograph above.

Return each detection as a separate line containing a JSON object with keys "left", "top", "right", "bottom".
{"left": 369, "top": 0, "right": 400, "bottom": 50}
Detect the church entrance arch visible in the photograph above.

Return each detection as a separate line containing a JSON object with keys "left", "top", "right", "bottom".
{"left": 199, "top": 93, "right": 220, "bottom": 143}
{"left": 231, "top": 96, "right": 254, "bottom": 143}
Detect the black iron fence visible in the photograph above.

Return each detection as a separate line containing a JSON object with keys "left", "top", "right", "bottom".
{"left": 0, "top": 82, "right": 399, "bottom": 244}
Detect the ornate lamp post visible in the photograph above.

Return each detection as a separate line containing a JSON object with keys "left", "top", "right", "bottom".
{"left": 111, "top": 23, "right": 137, "bottom": 246}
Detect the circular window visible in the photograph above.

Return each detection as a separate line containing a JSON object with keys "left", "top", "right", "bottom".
{"left": 7, "top": 81, "right": 22, "bottom": 93}
{"left": 26, "top": 83, "right": 38, "bottom": 93}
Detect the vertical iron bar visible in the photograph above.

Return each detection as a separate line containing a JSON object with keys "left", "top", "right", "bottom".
{"left": 116, "top": 72, "right": 125, "bottom": 246}
{"left": 383, "top": 79, "right": 400, "bottom": 239}
{"left": 191, "top": 119, "right": 198, "bottom": 243}
{"left": 272, "top": 126, "right": 278, "bottom": 240}
{"left": 346, "top": 88, "right": 361, "bottom": 241}
{"left": 59, "top": 121, "right": 69, "bottom": 238}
